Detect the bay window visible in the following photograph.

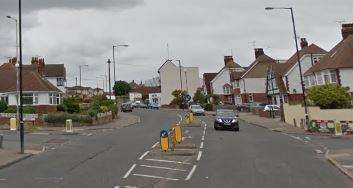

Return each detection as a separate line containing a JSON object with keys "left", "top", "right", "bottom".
{"left": 23, "top": 93, "right": 38, "bottom": 105}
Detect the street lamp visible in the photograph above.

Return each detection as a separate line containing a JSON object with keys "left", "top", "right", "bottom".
{"left": 107, "top": 59, "right": 112, "bottom": 100}
{"left": 184, "top": 69, "right": 189, "bottom": 93}
{"left": 6, "top": 16, "right": 18, "bottom": 61}
{"left": 78, "top": 64, "right": 89, "bottom": 86}
{"left": 265, "top": 7, "right": 309, "bottom": 126}
{"left": 18, "top": 0, "right": 24, "bottom": 154}
{"left": 113, "top": 44, "right": 129, "bottom": 83}
{"left": 175, "top": 60, "right": 183, "bottom": 91}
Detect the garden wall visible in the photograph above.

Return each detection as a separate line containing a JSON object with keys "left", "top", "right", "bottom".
{"left": 283, "top": 103, "right": 353, "bottom": 127}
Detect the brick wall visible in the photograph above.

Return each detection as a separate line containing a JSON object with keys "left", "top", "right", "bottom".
{"left": 34, "top": 105, "right": 57, "bottom": 115}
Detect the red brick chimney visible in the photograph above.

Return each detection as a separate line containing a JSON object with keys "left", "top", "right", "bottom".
{"left": 224, "top": 56, "right": 234, "bottom": 67}
{"left": 342, "top": 23, "right": 353, "bottom": 39}
{"left": 300, "top": 38, "right": 308, "bottom": 49}
{"left": 30, "top": 57, "right": 45, "bottom": 76}
{"left": 254, "top": 48, "right": 264, "bottom": 59}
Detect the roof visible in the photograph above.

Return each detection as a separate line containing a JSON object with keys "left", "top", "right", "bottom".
{"left": 283, "top": 44, "right": 327, "bottom": 75}
{"left": 241, "top": 54, "right": 277, "bottom": 79}
{"left": 44, "top": 64, "right": 66, "bottom": 78}
{"left": 0, "top": 63, "right": 61, "bottom": 93}
{"left": 230, "top": 70, "right": 246, "bottom": 81}
{"left": 304, "top": 35, "right": 353, "bottom": 76}
{"left": 66, "top": 86, "right": 92, "bottom": 90}
{"left": 132, "top": 86, "right": 161, "bottom": 95}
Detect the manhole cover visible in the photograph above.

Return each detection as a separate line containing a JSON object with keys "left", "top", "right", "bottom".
{"left": 46, "top": 139, "right": 68, "bottom": 144}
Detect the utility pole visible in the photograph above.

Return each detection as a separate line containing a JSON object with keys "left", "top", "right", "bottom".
{"left": 184, "top": 70, "right": 189, "bottom": 93}
{"left": 107, "top": 59, "right": 112, "bottom": 100}
{"left": 176, "top": 60, "right": 183, "bottom": 91}
{"left": 18, "top": 0, "right": 24, "bottom": 154}
{"left": 113, "top": 44, "right": 128, "bottom": 83}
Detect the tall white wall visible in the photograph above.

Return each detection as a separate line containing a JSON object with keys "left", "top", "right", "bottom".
{"left": 240, "top": 78, "right": 266, "bottom": 93}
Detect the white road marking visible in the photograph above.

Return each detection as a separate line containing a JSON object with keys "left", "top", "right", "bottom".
{"left": 140, "top": 164, "right": 187, "bottom": 171}
{"left": 200, "top": 142, "right": 204, "bottom": 149}
{"left": 197, "top": 151, "right": 203, "bottom": 161}
{"left": 133, "top": 174, "right": 179, "bottom": 181}
{"left": 185, "top": 165, "right": 197, "bottom": 180}
{"left": 123, "top": 164, "right": 137, "bottom": 179}
{"left": 201, "top": 135, "right": 205, "bottom": 141}
{"left": 145, "top": 158, "right": 191, "bottom": 165}
{"left": 342, "top": 165, "right": 353, "bottom": 169}
{"left": 151, "top": 142, "right": 159, "bottom": 149}
{"left": 177, "top": 114, "right": 183, "bottom": 123}
{"left": 139, "top": 151, "right": 150, "bottom": 160}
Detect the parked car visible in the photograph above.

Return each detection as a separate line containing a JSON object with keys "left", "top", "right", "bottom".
{"left": 121, "top": 103, "right": 133, "bottom": 112}
{"left": 190, "top": 104, "right": 205, "bottom": 116}
{"left": 264, "top": 105, "right": 280, "bottom": 111}
{"left": 214, "top": 109, "right": 239, "bottom": 131}
{"left": 147, "top": 103, "right": 160, "bottom": 109}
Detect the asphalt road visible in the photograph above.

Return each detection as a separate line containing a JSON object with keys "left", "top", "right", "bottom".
{"left": 0, "top": 109, "right": 353, "bottom": 188}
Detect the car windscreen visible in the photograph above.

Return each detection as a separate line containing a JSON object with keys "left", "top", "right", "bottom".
{"left": 191, "top": 105, "right": 202, "bottom": 109}
{"left": 217, "top": 110, "right": 235, "bottom": 117}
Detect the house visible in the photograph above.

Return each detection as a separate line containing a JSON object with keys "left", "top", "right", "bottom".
{"left": 144, "top": 77, "right": 161, "bottom": 87}
{"left": 266, "top": 38, "right": 327, "bottom": 104}
{"left": 0, "top": 60, "right": 62, "bottom": 113}
{"left": 230, "top": 69, "right": 246, "bottom": 105}
{"left": 240, "top": 48, "right": 277, "bottom": 104}
{"left": 66, "top": 86, "right": 93, "bottom": 99}
{"left": 202, "top": 73, "right": 217, "bottom": 95}
{"left": 25, "top": 57, "right": 67, "bottom": 92}
{"left": 304, "top": 24, "right": 353, "bottom": 95}
{"left": 210, "top": 56, "right": 245, "bottom": 104}
{"left": 129, "top": 92, "right": 142, "bottom": 102}
{"left": 158, "top": 60, "right": 200, "bottom": 105}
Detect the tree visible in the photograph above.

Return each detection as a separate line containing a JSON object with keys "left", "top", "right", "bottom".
{"left": 62, "top": 97, "right": 80, "bottom": 114}
{"left": 193, "top": 89, "right": 207, "bottom": 105}
{"left": 308, "top": 84, "right": 352, "bottom": 109}
{"left": 170, "top": 90, "right": 187, "bottom": 108}
{"left": 113, "top": 81, "right": 132, "bottom": 96}
{"left": 0, "top": 100, "right": 8, "bottom": 113}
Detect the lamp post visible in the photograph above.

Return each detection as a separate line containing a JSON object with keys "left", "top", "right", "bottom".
{"left": 113, "top": 44, "right": 129, "bottom": 83}
{"left": 18, "top": 0, "right": 24, "bottom": 154}
{"left": 265, "top": 7, "right": 309, "bottom": 126}
{"left": 107, "top": 59, "right": 112, "bottom": 100}
{"left": 176, "top": 60, "right": 183, "bottom": 91}
{"left": 184, "top": 69, "right": 189, "bottom": 93}
{"left": 6, "top": 15, "right": 20, "bottom": 128}
{"left": 79, "top": 64, "right": 88, "bottom": 86}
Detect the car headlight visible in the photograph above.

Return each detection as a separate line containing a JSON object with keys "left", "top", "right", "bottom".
{"left": 216, "top": 118, "right": 222, "bottom": 123}
{"left": 231, "top": 118, "right": 238, "bottom": 123}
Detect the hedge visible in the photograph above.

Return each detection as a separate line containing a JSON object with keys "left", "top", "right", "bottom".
{"left": 44, "top": 112, "right": 93, "bottom": 124}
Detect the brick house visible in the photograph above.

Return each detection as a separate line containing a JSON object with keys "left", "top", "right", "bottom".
{"left": 304, "top": 24, "right": 353, "bottom": 95}
{"left": 0, "top": 60, "right": 62, "bottom": 114}
{"left": 240, "top": 48, "right": 277, "bottom": 104}
{"left": 202, "top": 73, "right": 217, "bottom": 95}
{"left": 210, "top": 56, "right": 245, "bottom": 104}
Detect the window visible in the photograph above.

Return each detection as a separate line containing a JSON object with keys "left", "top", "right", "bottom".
{"left": 50, "top": 93, "right": 62, "bottom": 105}
{"left": 309, "top": 75, "right": 316, "bottom": 86}
{"left": 316, "top": 72, "right": 323, "bottom": 85}
{"left": 248, "top": 93, "right": 254, "bottom": 103}
{"left": 323, "top": 73, "right": 330, "bottom": 84}
{"left": 57, "top": 78, "right": 65, "bottom": 86}
{"left": 330, "top": 70, "right": 337, "bottom": 83}
{"left": 23, "top": 93, "right": 38, "bottom": 105}
{"left": 304, "top": 77, "right": 309, "bottom": 87}
{"left": 0, "top": 95, "right": 8, "bottom": 104}
{"left": 223, "top": 85, "right": 231, "bottom": 94}
{"left": 313, "top": 57, "right": 321, "bottom": 64}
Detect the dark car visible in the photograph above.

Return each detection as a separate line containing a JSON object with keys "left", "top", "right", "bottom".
{"left": 121, "top": 103, "right": 133, "bottom": 112}
{"left": 214, "top": 109, "right": 239, "bottom": 131}
{"left": 147, "top": 103, "right": 159, "bottom": 109}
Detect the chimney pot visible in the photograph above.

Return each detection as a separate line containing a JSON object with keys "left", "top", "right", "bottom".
{"left": 342, "top": 23, "right": 353, "bottom": 39}
{"left": 300, "top": 38, "right": 308, "bottom": 49}
{"left": 254, "top": 48, "right": 264, "bottom": 59}
{"left": 224, "top": 56, "right": 234, "bottom": 67}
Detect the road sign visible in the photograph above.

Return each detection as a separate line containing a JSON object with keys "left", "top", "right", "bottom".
{"left": 160, "top": 130, "right": 169, "bottom": 152}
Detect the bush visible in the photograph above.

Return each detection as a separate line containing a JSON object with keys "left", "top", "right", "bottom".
{"left": 170, "top": 90, "right": 188, "bottom": 108}
{"left": 308, "top": 84, "right": 352, "bottom": 109}
{"left": 203, "top": 103, "right": 213, "bottom": 111}
{"left": 3, "top": 106, "right": 35, "bottom": 114}
{"left": 0, "top": 100, "right": 8, "bottom": 113}
{"left": 4, "top": 106, "right": 16, "bottom": 113}
{"left": 62, "top": 97, "right": 80, "bottom": 113}
{"left": 44, "top": 112, "right": 93, "bottom": 124}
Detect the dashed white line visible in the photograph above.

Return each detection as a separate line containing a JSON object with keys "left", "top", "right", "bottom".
{"left": 197, "top": 151, "right": 203, "bottom": 161}
{"left": 185, "top": 165, "right": 197, "bottom": 180}
{"left": 201, "top": 135, "right": 205, "bottom": 141}
{"left": 200, "top": 142, "right": 204, "bottom": 149}
{"left": 145, "top": 158, "right": 191, "bottom": 165}
{"left": 140, "top": 164, "right": 187, "bottom": 171}
{"left": 133, "top": 174, "right": 179, "bottom": 181}
{"left": 123, "top": 164, "right": 137, "bottom": 179}
{"left": 151, "top": 142, "right": 159, "bottom": 149}
{"left": 342, "top": 165, "right": 353, "bottom": 169}
{"left": 139, "top": 151, "right": 150, "bottom": 160}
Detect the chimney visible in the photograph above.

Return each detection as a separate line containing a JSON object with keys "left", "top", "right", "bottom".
{"left": 342, "top": 23, "right": 353, "bottom": 39}
{"left": 224, "top": 56, "right": 234, "bottom": 67}
{"left": 254, "top": 48, "right": 264, "bottom": 59}
{"left": 300, "top": 38, "right": 308, "bottom": 49}
{"left": 37, "top": 58, "right": 45, "bottom": 76}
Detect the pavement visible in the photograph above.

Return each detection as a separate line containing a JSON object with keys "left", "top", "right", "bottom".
{"left": 0, "top": 109, "right": 352, "bottom": 187}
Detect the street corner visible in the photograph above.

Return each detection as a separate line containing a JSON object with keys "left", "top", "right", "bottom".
{"left": 0, "top": 149, "right": 32, "bottom": 170}
{"left": 326, "top": 149, "right": 353, "bottom": 180}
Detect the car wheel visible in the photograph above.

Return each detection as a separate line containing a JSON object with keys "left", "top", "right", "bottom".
{"left": 234, "top": 127, "right": 239, "bottom": 132}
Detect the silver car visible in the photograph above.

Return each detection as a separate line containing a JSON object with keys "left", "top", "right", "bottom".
{"left": 190, "top": 104, "right": 205, "bottom": 116}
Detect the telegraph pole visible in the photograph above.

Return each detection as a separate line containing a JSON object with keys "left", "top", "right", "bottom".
{"left": 18, "top": 0, "right": 24, "bottom": 154}
{"left": 107, "top": 59, "right": 112, "bottom": 100}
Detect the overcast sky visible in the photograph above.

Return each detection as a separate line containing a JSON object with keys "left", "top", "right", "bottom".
{"left": 0, "top": 0, "right": 352, "bottom": 88}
